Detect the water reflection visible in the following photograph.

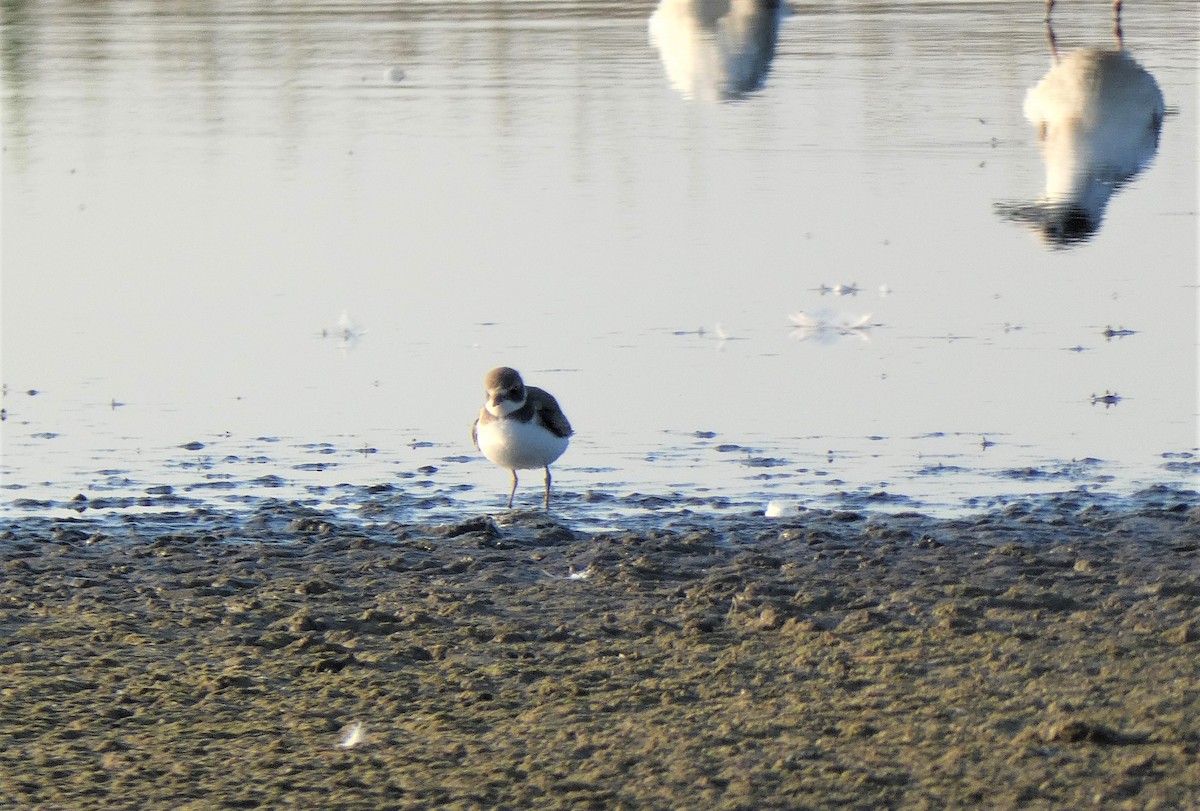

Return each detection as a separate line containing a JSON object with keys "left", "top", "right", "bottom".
{"left": 787, "top": 310, "right": 874, "bottom": 343}
{"left": 3, "top": 0, "right": 1195, "bottom": 518}
{"left": 648, "top": 0, "right": 785, "bottom": 101}
{"left": 997, "top": 19, "right": 1165, "bottom": 247}
{"left": 319, "top": 310, "right": 368, "bottom": 351}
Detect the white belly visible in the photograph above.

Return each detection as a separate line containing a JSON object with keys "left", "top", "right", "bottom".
{"left": 476, "top": 418, "right": 569, "bottom": 470}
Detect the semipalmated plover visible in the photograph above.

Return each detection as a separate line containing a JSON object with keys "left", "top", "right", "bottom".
{"left": 471, "top": 367, "right": 572, "bottom": 511}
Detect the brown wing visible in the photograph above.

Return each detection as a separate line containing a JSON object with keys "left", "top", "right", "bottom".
{"left": 528, "top": 387, "right": 572, "bottom": 439}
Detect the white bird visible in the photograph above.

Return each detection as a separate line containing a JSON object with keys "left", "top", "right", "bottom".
{"left": 648, "top": 0, "right": 787, "bottom": 102}
{"left": 997, "top": 14, "right": 1164, "bottom": 247}
{"left": 471, "top": 367, "right": 573, "bottom": 511}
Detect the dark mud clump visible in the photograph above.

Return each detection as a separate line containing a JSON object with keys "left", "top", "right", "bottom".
{"left": 1, "top": 498, "right": 1199, "bottom": 809}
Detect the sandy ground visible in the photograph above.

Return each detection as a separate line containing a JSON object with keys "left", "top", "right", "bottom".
{"left": 1, "top": 492, "right": 1198, "bottom": 809}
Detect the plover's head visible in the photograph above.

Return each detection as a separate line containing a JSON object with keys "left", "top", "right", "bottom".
{"left": 483, "top": 367, "right": 527, "bottom": 417}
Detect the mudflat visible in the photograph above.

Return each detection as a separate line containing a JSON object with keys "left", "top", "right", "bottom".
{"left": 2, "top": 492, "right": 1198, "bottom": 809}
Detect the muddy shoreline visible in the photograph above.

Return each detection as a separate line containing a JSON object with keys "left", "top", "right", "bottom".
{"left": 2, "top": 491, "right": 1198, "bottom": 809}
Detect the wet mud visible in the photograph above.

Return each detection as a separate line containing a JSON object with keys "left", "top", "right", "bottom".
{"left": 2, "top": 491, "right": 1198, "bottom": 809}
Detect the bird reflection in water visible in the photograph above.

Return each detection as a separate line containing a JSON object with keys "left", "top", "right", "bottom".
{"left": 648, "top": 0, "right": 786, "bottom": 102}
{"left": 996, "top": 6, "right": 1165, "bottom": 248}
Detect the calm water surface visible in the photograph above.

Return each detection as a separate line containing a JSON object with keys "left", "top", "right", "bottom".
{"left": 3, "top": 0, "right": 1197, "bottom": 522}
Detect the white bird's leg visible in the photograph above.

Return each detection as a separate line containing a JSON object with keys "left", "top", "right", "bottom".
{"left": 1045, "top": 20, "right": 1060, "bottom": 63}
{"left": 507, "top": 470, "right": 518, "bottom": 509}
{"left": 543, "top": 466, "right": 552, "bottom": 511}
{"left": 1113, "top": 0, "right": 1124, "bottom": 49}
{"left": 1043, "top": 0, "right": 1054, "bottom": 23}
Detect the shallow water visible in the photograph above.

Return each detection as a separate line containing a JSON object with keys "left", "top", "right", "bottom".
{"left": 2, "top": 0, "right": 1197, "bottom": 523}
